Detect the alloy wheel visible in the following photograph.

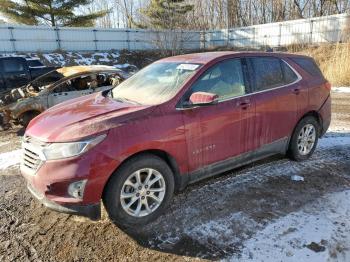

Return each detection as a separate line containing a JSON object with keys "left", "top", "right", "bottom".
{"left": 297, "top": 123, "right": 316, "bottom": 155}
{"left": 120, "top": 168, "right": 166, "bottom": 217}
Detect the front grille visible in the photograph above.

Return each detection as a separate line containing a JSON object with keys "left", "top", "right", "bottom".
{"left": 23, "top": 147, "right": 41, "bottom": 170}
{"left": 21, "top": 135, "right": 46, "bottom": 174}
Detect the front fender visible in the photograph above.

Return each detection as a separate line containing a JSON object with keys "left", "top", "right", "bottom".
{"left": 8, "top": 97, "right": 47, "bottom": 119}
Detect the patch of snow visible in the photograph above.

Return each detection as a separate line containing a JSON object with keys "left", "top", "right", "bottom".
{"left": 114, "top": 63, "right": 131, "bottom": 69}
{"left": 0, "top": 51, "right": 138, "bottom": 71}
{"left": 318, "top": 135, "right": 350, "bottom": 148}
{"left": 43, "top": 53, "right": 66, "bottom": 66}
{"left": 147, "top": 133, "right": 350, "bottom": 259}
{"left": 0, "top": 149, "right": 22, "bottom": 170}
{"left": 0, "top": 141, "right": 10, "bottom": 147}
{"left": 332, "top": 87, "right": 350, "bottom": 93}
{"left": 111, "top": 53, "right": 120, "bottom": 59}
{"left": 291, "top": 174, "right": 304, "bottom": 181}
{"left": 185, "top": 212, "right": 259, "bottom": 249}
{"left": 233, "top": 190, "right": 350, "bottom": 262}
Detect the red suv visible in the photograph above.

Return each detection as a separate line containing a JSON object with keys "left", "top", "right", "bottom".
{"left": 21, "top": 52, "right": 331, "bottom": 227}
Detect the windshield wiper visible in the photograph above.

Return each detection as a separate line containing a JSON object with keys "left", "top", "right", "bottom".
{"left": 115, "top": 97, "right": 141, "bottom": 105}
{"left": 108, "top": 89, "right": 114, "bottom": 98}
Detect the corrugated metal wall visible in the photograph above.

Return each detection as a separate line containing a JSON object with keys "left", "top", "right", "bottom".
{"left": 0, "top": 13, "right": 348, "bottom": 53}
{"left": 205, "top": 13, "right": 350, "bottom": 48}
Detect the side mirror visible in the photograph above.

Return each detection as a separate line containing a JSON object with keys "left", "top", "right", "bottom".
{"left": 188, "top": 92, "right": 218, "bottom": 106}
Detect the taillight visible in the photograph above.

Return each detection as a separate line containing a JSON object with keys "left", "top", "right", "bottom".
{"left": 324, "top": 82, "right": 332, "bottom": 91}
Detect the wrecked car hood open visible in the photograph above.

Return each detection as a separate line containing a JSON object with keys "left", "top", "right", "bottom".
{"left": 25, "top": 92, "right": 153, "bottom": 142}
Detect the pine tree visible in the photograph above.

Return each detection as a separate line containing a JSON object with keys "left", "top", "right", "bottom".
{"left": 0, "top": 0, "right": 108, "bottom": 27}
{"left": 141, "top": 0, "right": 193, "bottom": 30}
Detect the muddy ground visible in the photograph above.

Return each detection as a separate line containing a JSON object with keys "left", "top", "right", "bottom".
{"left": 0, "top": 92, "right": 350, "bottom": 261}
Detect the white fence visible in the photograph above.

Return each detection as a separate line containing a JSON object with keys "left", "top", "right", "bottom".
{"left": 0, "top": 13, "right": 349, "bottom": 53}
{"left": 205, "top": 13, "right": 350, "bottom": 48}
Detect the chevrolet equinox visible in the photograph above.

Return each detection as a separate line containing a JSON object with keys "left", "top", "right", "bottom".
{"left": 21, "top": 52, "right": 331, "bottom": 227}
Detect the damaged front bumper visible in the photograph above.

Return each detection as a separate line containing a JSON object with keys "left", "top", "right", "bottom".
{"left": 27, "top": 182, "right": 101, "bottom": 220}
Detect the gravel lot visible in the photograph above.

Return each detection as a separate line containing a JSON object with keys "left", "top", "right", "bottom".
{"left": 1, "top": 91, "right": 349, "bottom": 262}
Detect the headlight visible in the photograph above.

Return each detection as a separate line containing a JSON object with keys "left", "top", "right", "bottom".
{"left": 42, "top": 134, "right": 106, "bottom": 160}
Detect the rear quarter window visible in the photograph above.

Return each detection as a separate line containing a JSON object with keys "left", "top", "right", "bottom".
{"left": 290, "top": 57, "right": 324, "bottom": 78}
{"left": 281, "top": 61, "right": 299, "bottom": 84}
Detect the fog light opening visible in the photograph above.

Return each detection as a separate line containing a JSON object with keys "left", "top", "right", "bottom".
{"left": 68, "top": 180, "right": 88, "bottom": 199}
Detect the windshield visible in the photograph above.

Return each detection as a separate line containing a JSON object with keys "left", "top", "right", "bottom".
{"left": 30, "top": 70, "right": 65, "bottom": 88}
{"left": 111, "top": 62, "right": 201, "bottom": 105}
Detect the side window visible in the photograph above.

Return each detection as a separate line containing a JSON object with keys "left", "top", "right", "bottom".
{"left": 27, "top": 60, "right": 44, "bottom": 67}
{"left": 290, "top": 57, "right": 324, "bottom": 78}
{"left": 282, "top": 61, "right": 299, "bottom": 84}
{"left": 251, "top": 57, "right": 284, "bottom": 91}
{"left": 187, "top": 59, "right": 246, "bottom": 101}
{"left": 3, "top": 59, "right": 25, "bottom": 73}
{"left": 54, "top": 74, "right": 96, "bottom": 93}
{"left": 96, "top": 73, "right": 120, "bottom": 87}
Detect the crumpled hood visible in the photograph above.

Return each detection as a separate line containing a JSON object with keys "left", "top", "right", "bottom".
{"left": 26, "top": 92, "right": 153, "bottom": 142}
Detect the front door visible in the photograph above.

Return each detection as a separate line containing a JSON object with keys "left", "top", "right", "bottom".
{"left": 48, "top": 74, "right": 96, "bottom": 107}
{"left": 180, "top": 58, "right": 255, "bottom": 175}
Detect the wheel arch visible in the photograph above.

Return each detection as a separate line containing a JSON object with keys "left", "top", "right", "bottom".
{"left": 102, "top": 149, "right": 187, "bottom": 200}
{"left": 18, "top": 109, "right": 42, "bottom": 119}
{"left": 288, "top": 110, "right": 322, "bottom": 151}
{"left": 294, "top": 111, "right": 323, "bottom": 136}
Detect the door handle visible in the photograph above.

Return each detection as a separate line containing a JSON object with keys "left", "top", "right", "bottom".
{"left": 238, "top": 100, "right": 251, "bottom": 110}
{"left": 293, "top": 88, "right": 300, "bottom": 95}
{"left": 19, "top": 73, "right": 27, "bottom": 77}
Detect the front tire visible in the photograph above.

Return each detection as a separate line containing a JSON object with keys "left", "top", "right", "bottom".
{"left": 103, "top": 154, "right": 174, "bottom": 228}
{"left": 288, "top": 116, "right": 320, "bottom": 161}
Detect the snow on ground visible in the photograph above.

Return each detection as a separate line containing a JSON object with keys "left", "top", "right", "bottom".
{"left": 0, "top": 130, "right": 349, "bottom": 260}
{"left": 332, "top": 87, "right": 350, "bottom": 93}
{"left": 0, "top": 149, "right": 21, "bottom": 170}
{"left": 319, "top": 134, "right": 350, "bottom": 148}
{"left": 0, "top": 52, "right": 132, "bottom": 69}
{"left": 42, "top": 52, "right": 122, "bottom": 66}
{"left": 234, "top": 190, "right": 350, "bottom": 262}
{"left": 145, "top": 132, "right": 350, "bottom": 261}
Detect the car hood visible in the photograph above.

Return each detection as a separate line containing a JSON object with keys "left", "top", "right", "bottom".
{"left": 25, "top": 92, "right": 153, "bottom": 142}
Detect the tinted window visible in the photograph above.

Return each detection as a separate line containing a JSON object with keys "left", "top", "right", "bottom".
{"left": 290, "top": 57, "right": 324, "bottom": 78}
{"left": 251, "top": 57, "right": 284, "bottom": 91}
{"left": 3, "top": 59, "right": 25, "bottom": 72}
{"left": 282, "top": 61, "right": 298, "bottom": 84}
{"left": 27, "top": 60, "right": 44, "bottom": 67}
{"left": 188, "top": 59, "right": 246, "bottom": 101}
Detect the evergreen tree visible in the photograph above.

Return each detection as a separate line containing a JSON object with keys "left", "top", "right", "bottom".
{"left": 141, "top": 0, "right": 193, "bottom": 29}
{"left": 0, "top": 0, "right": 108, "bottom": 27}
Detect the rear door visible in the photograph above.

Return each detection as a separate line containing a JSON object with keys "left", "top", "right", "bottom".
{"left": 180, "top": 58, "right": 256, "bottom": 174}
{"left": 247, "top": 56, "right": 301, "bottom": 150}
{"left": 288, "top": 56, "right": 326, "bottom": 115}
{"left": 0, "top": 58, "right": 31, "bottom": 90}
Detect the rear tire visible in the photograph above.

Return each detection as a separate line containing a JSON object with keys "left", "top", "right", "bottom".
{"left": 103, "top": 154, "right": 174, "bottom": 228}
{"left": 288, "top": 116, "right": 320, "bottom": 161}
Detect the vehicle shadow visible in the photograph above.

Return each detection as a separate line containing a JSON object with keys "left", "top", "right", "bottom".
{"left": 112, "top": 144, "right": 350, "bottom": 260}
